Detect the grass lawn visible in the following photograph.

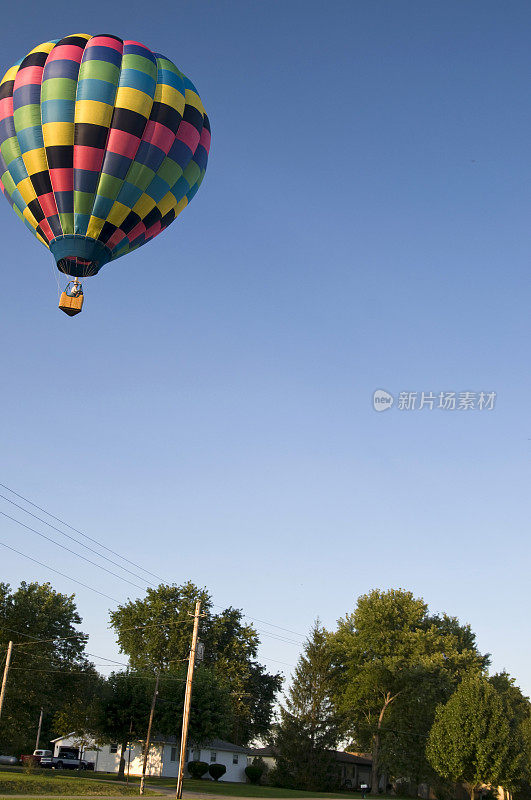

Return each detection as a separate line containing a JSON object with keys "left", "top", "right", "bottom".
{"left": 0, "top": 767, "right": 385, "bottom": 799}
{"left": 181, "top": 779, "right": 368, "bottom": 798}
{"left": 80, "top": 773, "right": 368, "bottom": 797}
{"left": 92, "top": 775, "right": 372, "bottom": 799}
{"left": 0, "top": 769, "right": 158, "bottom": 796}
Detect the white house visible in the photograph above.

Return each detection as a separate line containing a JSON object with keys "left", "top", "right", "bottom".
{"left": 51, "top": 733, "right": 374, "bottom": 788}
{"left": 50, "top": 734, "right": 250, "bottom": 782}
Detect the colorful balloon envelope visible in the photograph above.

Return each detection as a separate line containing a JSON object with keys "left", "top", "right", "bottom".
{"left": 0, "top": 33, "right": 210, "bottom": 309}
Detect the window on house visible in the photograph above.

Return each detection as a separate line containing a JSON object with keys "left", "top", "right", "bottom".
{"left": 233, "top": 754, "right": 238, "bottom": 764}
{"left": 193, "top": 749, "right": 200, "bottom": 761}
{"left": 171, "top": 747, "right": 178, "bottom": 762}
{"left": 110, "top": 744, "right": 118, "bottom": 754}
{"left": 210, "top": 751, "right": 217, "bottom": 762}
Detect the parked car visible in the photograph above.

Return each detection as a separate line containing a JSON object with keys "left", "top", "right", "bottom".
{"left": 21, "top": 749, "right": 52, "bottom": 766}
{"left": 0, "top": 755, "right": 18, "bottom": 765}
{"left": 40, "top": 747, "right": 94, "bottom": 771}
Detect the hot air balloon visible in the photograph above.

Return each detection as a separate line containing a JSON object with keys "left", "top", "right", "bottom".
{"left": 0, "top": 34, "right": 210, "bottom": 315}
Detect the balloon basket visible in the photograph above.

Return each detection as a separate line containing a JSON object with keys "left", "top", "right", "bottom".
{"left": 59, "top": 291, "right": 84, "bottom": 316}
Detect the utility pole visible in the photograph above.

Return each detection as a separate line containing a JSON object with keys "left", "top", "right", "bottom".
{"left": 35, "top": 708, "right": 44, "bottom": 751}
{"left": 0, "top": 641, "right": 13, "bottom": 720}
{"left": 139, "top": 671, "right": 160, "bottom": 796}
{"left": 127, "top": 717, "right": 133, "bottom": 784}
{"left": 175, "top": 601, "right": 202, "bottom": 800}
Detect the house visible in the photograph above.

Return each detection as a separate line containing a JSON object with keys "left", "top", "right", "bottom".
{"left": 50, "top": 734, "right": 249, "bottom": 781}
{"left": 247, "top": 745, "right": 373, "bottom": 790}
{"left": 334, "top": 751, "right": 373, "bottom": 790}
{"left": 180, "top": 739, "right": 249, "bottom": 782}
{"left": 246, "top": 745, "right": 277, "bottom": 773}
{"left": 52, "top": 732, "right": 374, "bottom": 788}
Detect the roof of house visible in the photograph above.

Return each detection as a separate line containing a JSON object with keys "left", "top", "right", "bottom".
{"left": 333, "top": 751, "right": 372, "bottom": 766}
{"left": 51, "top": 732, "right": 248, "bottom": 754}
{"left": 150, "top": 735, "right": 248, "bottom": 754}
{"left": 247, "top": 745, "right": 277, "bottom": 758}
{"left": 248, "top": 746, "right": 371, "bottom": 766}
{"left": 50, "top": 733, "right": 77, "bottom": 743}
{"left": 199, "top": 739, "right": 250, "bottom": 754}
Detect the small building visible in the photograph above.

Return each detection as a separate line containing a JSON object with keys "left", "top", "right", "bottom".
{"left": 334, "top": 751, "right": 373, "bottom": 790}
{"left": 247, "top": 745, "right": 277, "bottom": 773}
{"left": 247, "top": 744, "right": 373, "bottom": 790}
{"left": 50, "top": 734, "right": 249, "bottom": 781}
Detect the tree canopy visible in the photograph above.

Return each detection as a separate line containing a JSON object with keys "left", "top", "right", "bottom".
{"left": 272, "top": 621, "right": 341, "bottom": 792}
{"left": 330, "top": 589, "right": 489, "bottom": 793}
{"left": 427, "top": 673, "right": 514, "bottom": 800}
{"left": 0, "top": 581, "right": 96, "bottom": 755}
{"left": 109, "top": 581, "right": 282, "bottom": 744}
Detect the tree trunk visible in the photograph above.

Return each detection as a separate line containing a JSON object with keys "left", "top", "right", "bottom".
{"left": 370, "top": 729, "right": 380, "bottom": 795}
{"left": 470, "top": 785, "right": 476, "bottom": 800}
{"left": 118, "top": 740, "right": 128, "bottom": 781}
{"left": 369, "top": 692, "right": 399, "bottom": 795}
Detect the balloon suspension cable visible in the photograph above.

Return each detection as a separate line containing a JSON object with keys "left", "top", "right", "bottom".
{"left": 49, "top": 255, "right": 62, "bottom": 298}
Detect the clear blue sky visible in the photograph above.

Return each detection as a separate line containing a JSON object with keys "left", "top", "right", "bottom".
{"left": 0, "top": 0, "right": 529, "bottom": 696}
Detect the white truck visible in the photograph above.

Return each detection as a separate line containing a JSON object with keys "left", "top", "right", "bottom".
{"left": 40, "top": 746, "right": 94, "bottom": 770}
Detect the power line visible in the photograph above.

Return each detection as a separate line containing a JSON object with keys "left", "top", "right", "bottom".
{"left": 0, "top": 510, "right": 146, "bottom": 591}
{"left": 2, "top": 618, "right": 192, "bottom": 650}
{"left": 4, "top": 620, "right": 300, "bottom": 649}
{"left": 1, "top": 542, "right": 303, "bottom": 670}
{"left": 0, "top": 492, "right": 153, "bottom": 586}
{"left": 252, "top": 628, "right": 303, "bottom": 646}
{"left": 4, "top": 620, "right": 296, "bottom": 670}
{"left": 260, "top": 656, "right": 296, "bottom": 667}
{"left": 2, "top": 627, "right": 88, "bottom": 647}
{"left": 4, "top": 624, "right": 297, "bottom": 680}
{"left": 84, "top": 653, "right": 129, "bottom": 666}
{"left": 1, "top": 481, "right": 309, "bottom": 641}
{"left": 8, "top": 666, "right": 188, "bottom": 683}
{"left": 0, "top": 541, "right": 120, "bottom": 603}
{"left": 210, "top": 603, "right": 306, "bottom": 640}
{"left": 0, "top": 482, "right": 162, "bottom": 583}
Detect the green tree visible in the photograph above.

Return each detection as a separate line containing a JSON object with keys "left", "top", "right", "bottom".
{"left": 97, "top": 672, "right": 152, "bottom": 780}
{"left": 156, "top": 665, "right": 234, "bottom": 744}
{"left": 518, "top": 714, "right": 531, "bottom": 800}
{"left": 489, "top": 672, "right": 531, "bottom": 796}
{"left": 427, "top": 673, "right": 513, "bottom": 800}
{"left": 52, "top": 672, "right": 105, "bottom": 756}
{"left": 272, "top": 622, "right": 340, "bottom": 792}
{"left": 380, "top": 614, "right": 489, "bottom": 793}
{"left": 0, "top": 581, "right": 95, "bottom": 755}
{"left": 109, "top": 582, "right": 282, "bottom": 744}
{"left": 330, "top": 589, "right": 488, "bottom": 793}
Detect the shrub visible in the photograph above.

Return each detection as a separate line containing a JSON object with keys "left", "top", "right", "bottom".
{"left": 245, "top": 758, "right": 266, "bottom": 785}
{"left": 22, "top": 758, "right": 42, "bottom": 775}
{"left": 187, "top": 760, "right": 209, "bottom": 779}
{"left": 209, "top": 763, "right": 227, "bottom": 781}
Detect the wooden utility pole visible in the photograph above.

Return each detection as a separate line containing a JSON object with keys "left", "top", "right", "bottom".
{"left": 127, "top": 717, "right": 133, "bottom": 784}
{"left": 0, "top": 641, "right": 13, "bottom": 720}
{"left": 175, "top": 601, "right": 202, "bottom": 800}
{"left": 35, "top": 708, "right": 44, "bottom": 751}
{"left": 139, "top": 671, "right": 160, "bottom": 796}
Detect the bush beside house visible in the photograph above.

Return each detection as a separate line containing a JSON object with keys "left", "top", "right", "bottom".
{"left": 187, "top": 760, "right": 209, "bottom": 779}
{"left": 209, "top": 764, "right": 227, "bottom": 781}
